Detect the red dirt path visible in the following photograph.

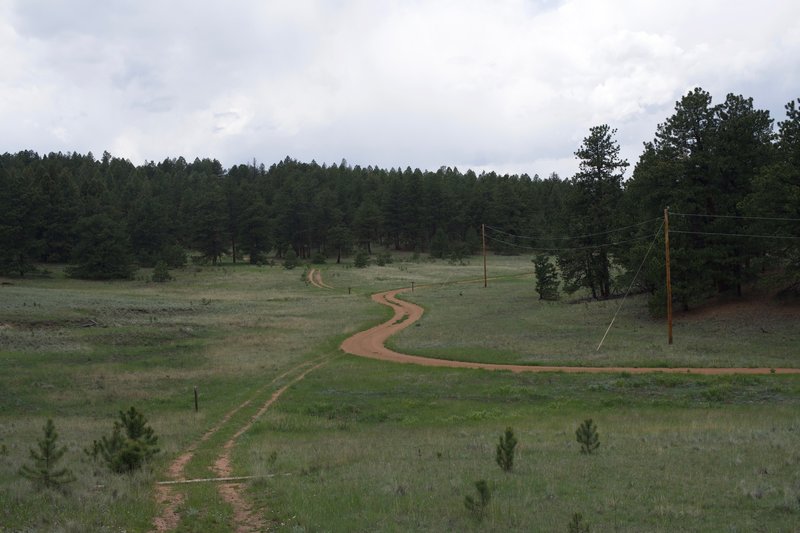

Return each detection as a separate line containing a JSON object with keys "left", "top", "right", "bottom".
{"left": 151, "top": 359, "right": 326, "bottom": 532}
{"left": 340, "top": 287, "right": 800, "bottom": 375}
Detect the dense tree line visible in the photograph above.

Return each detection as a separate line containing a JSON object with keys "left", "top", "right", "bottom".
{"left": 0, "top": 149, "right": 569, "bottom": 272}
{"left": 1, "top": 88, "right": 798, "bottom": 311}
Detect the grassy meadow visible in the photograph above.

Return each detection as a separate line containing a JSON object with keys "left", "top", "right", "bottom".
{"left": 1, "top": 254, "right": 799, "bottom": 531}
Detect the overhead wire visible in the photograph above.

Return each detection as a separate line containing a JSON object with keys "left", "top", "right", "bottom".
{"left": 484, "top": 217, "right": 662, "bottom": 241}
{"left": 484, "top": 231, "right": 661, "bottom": 252}
{"left": 670, "top": 212, "right": 800, "bottom": 222}
{"left": 669, "top": 230, "right": 800, "bottom": 240}
{"left": 597, "top": 220, "right": 665, "bottom": 351}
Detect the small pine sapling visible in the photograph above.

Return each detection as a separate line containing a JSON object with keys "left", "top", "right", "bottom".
{"left": 89, "top": 407, "right": 159, "bottom": 473}
{"left": 576, "top": 419, "right": 600, "bottom": 455}
{"left": 496, "top": 426, "right": 518, "bottom": 472}
{"left": 19, "top": 419, "right": 76, "bottom": 490}
{"left": 568, "top": 512, "right": 591, "bottom": 533}
{"left": 464, "top": 479, "right": 492, "bottom": 521}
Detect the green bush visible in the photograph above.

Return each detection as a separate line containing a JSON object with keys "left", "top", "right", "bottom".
{"left": 283, "top": 249, "right": 299, "bottom": 270}
{"left": 354, "top": 250, "right": 369, "bottom": 268}
{"left": 87, "top": 407, "right": 159, "bottom": 473}
{"left": 375, "top": 251, "right": 392, "bottom": 266}
{"left": 151, "top": 261, "right": 172, "bottom": 282}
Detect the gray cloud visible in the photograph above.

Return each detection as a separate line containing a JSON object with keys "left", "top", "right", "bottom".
{"left": 2, "top": 0, "right": 799, "bottom": 178}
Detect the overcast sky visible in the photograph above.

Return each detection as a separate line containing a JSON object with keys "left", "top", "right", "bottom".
{"left": 2, "top": 1, "right": 799, "bottom": 178}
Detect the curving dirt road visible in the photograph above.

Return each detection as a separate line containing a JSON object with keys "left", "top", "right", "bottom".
{"left": 307, "top": 268, "right": 334, "bottom": 289}
{"left": 341, "top": 286, "right": 800, "bottom": 375}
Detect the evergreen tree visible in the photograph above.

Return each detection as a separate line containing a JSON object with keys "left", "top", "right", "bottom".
{"left": 742, "top": 99, "right": 800, "bottom": 293}
{"left": 627, "top": 89, "right": 775, "bottom": 309}
{"left": 534, "top": 254, "right": 560, "bottom": 300}
{"left": 327, "top": 225, "right": 354, "bottom": 264}
{"left": 354, "top": 249, "right": 369, "bottom": 268}
{"left": 558, "top": 125, "right": 628, "bottom": 299}
{"left": 187, "top": 178, "right": 229, "bottom": 264}
{"left": 429, "top": 227, "right": 449, "bottom": 258}
{"left": 495, "top": 427, "right": 518, "bottom": 472}
{"left": 283, "top": 248, "right": 299, "bottom": 269}
{"left": 89, "top": 407, "right": 159, "bottom": 474}
{"left": 238, "top": 200, "right": 273, "bottom": 264}
{"left": 0, "top": 168, "right": 43, "bottom": 276}
{"left": 576, "top": 419, "right": 600, "bottom": 455}
{"left": 67, "top": 214, "right": 135, "bottom": 280}
{"left": 19, "top": 419, "right": 75, "bottom": 490}
{"left": 464, "top": 479, "right": 492, "bottom": 521}
{"left": 352, "top": 198, "right": 383, "bottom": 253}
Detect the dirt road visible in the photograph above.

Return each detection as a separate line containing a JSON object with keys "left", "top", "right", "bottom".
{"left": 307, "top": 268, "right": 333, "bottom": 289}
{"left": 341, "top": 286, "right": 800, "bottom": 375}
{"left": 151, "top": 358, "right": 328, "bottom": 532}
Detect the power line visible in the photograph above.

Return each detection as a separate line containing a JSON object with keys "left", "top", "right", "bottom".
{"left": 670, "top": 212, "right": 800, "bottom": 222}
{"left": 484, "top": 218, "right": 662, "bottom": 242}
{"left": 670, "top": 230, "right": 800, "bottom": 240}
{"left": 484, "top": 232, "right": 660, "bottom": 252}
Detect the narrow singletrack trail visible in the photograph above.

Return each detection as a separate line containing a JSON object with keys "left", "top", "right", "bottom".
{"left": 151, "top": 357, "right": 328, "bottom": 532}
{"left": 341, "top": 285, "right": 800, "bottom": 375}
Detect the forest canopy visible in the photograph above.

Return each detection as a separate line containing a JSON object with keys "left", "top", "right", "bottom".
{"left": 1, "top": 88, "right": 798, "bottom": 310}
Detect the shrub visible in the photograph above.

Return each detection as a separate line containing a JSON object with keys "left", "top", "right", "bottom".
{"left": 375, "top": 251, "right": 393, "bottom": 266}
{"left": 464, "top": 479, "right": 491, "bottom": 521}
{"left": 576, "top": 419, "right": 600, "bottom": 455}
{"left": 496, "top": 426, "right": 517, "bottom": 472}
{"left": 151, "top": 261, "right": 172, "bottom": 282}
{"left": 283, "top": 249, "right": 299, "bottom": 270}
{"left": 87, "top": 407, "right": 159, "bottom": 473}
{"left": 311, "top": 252, "right": 326, "bottom": 264}
{"left": 19, "top": 419, "right": 75, "bottom": 490}
{"left": 354, "top": 250, "right": 369, "bottom": 268}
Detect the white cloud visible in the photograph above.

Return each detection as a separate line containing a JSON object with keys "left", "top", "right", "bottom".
{"left": 2, "top": 0, "right": 799, "bottom": 179}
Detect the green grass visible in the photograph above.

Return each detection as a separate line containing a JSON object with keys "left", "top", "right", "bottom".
{"left": 246, "top": 357, "right": 800, "bottom": 531}
{"left": 390, "top": 269, "right": 800, "bottom": 368}
{"left": 1, "top": 254, "right": 799, "bottom": 531}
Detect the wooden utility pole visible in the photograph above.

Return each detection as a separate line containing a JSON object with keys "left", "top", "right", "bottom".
{"left": 482, "top": 224, "right": 487, "bottom": 288}
{"left": 664, "top": 208, "right": 673, "bottom": 345}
